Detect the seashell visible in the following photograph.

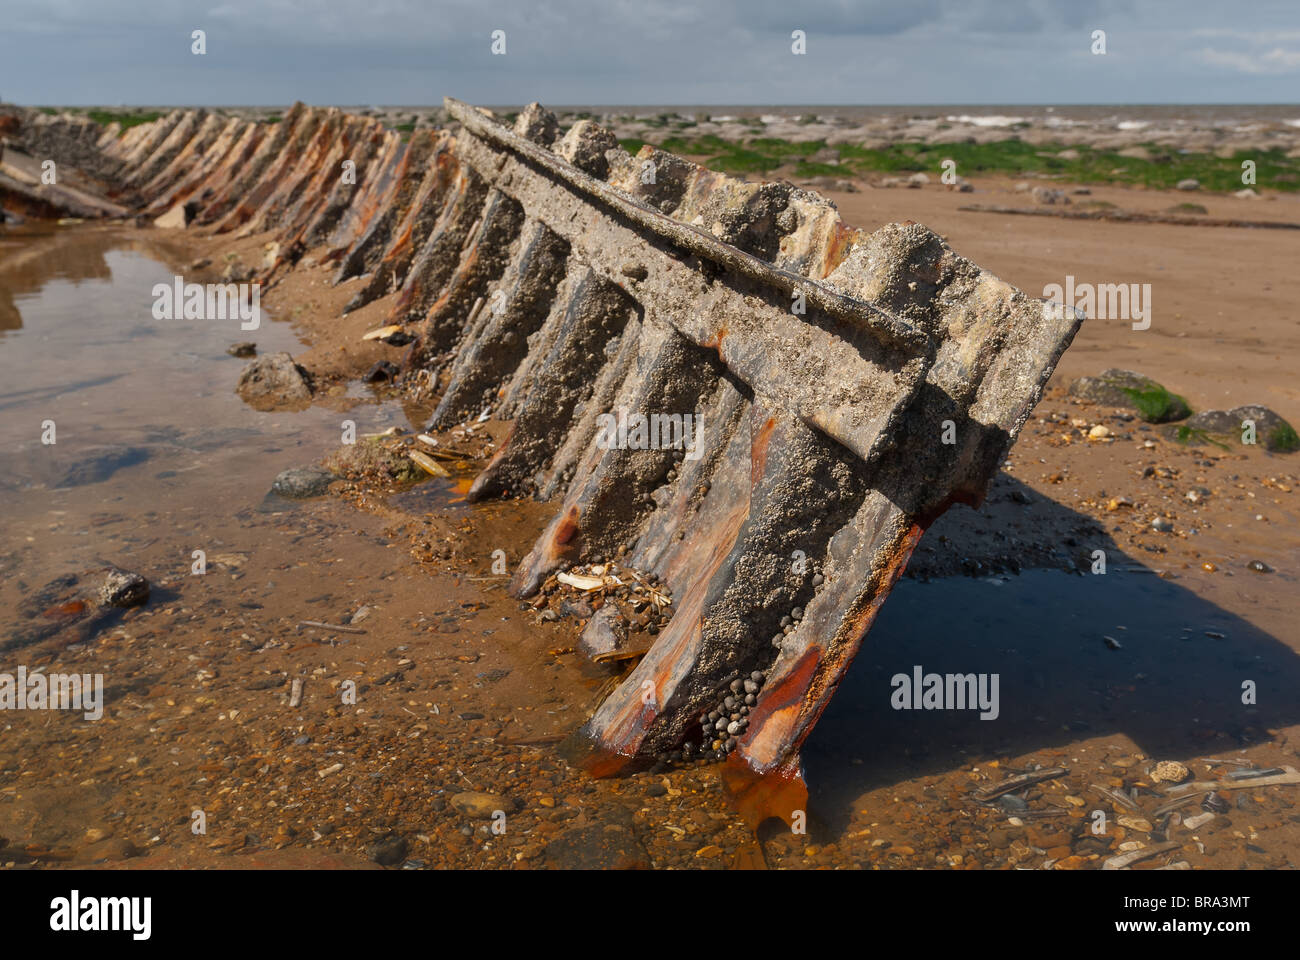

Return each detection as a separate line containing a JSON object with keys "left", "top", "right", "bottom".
{"left": 408, "top": 450, "right": 451, "bottom": 478}
{"left": 557, "top": 571, "right": 605, "bottom": 591}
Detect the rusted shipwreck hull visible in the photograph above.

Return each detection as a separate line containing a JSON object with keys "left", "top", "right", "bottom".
{"left": 54, "top": 100, "right": 1082, "bottom": 823}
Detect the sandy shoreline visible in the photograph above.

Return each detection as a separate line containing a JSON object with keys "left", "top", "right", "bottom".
{"left": 2, "top": 151, "right": 1298, "bottom": 870}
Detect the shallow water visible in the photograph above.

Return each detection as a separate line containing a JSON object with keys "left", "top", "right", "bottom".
{"left": 0, "top": 225, "right": 412, "bottom": 587}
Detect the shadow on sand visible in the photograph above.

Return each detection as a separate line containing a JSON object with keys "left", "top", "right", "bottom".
{"left": 801, "top": 475, "right": 1298, "bottom": 832}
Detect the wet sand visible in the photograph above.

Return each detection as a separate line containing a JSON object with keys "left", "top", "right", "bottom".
{"left": 1, "top": 171, "right": 1298, "bottom": 870}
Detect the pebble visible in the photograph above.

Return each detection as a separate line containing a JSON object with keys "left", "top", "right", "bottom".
{"left": 98, "top": 566, "right": 150, "bottom": 608}
{"left": 271, "top": 466, "right": 336, "bottom": 499}
{"left": 1118, "top": 816, "right": 1153, "bottom": 832}
{"left": 1151, "top": 517, "right": 1174, "bottom": 533}
{"left": 368, "top": 835, "right": 409, "bottom": 866}
{"left": 450, "top": 791, "right": 513, "bottom": 819}
{"left": 1247, "top": 560, "right": 1274, "bottom": 573}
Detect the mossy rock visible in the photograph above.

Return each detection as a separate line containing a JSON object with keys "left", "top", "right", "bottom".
{"left": 1184, "top": 405, "right": 1298, "bottom": 453}
{"left": 325, "top": 437, "right": 426, "bottom": 482}
{"left": 1066, "top": 369, "right": 1191, "bottom": 423}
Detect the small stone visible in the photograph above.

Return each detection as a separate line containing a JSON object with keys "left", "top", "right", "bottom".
{"left": 235, "top": 352, "right": 313, "bottom": 410}
{"left": 1151, "top": 517, "right": 1174, "bottom": 533}
{"left": 368, "top": 835, "right": 409, "bottom": 866}
{"left": 98, "top": 566, "right": 149, "bottom": 608}
{"left": 83, "top": 827, "right": 112, "bottom": 844}
{"left": 450, "top": 791, "right": 515, "bottom": 819}
{"left": 1247, "top": 560, "right": 1274, "bottom": 573}
{"left": 363, "top": 360, "right": 400, "bottom": 383}
{"left": 1117, "top": 816, "right": 1153, "bottom": 832}
{"left": 271, "top": 466, "right": 336, "bottom": 499}
{"left": 1088, "top": 424, "right": 1110, "bottom": 439}
{"left": 1175, "top": 178, "right": 1201, "bottom": 191}
{"left": 227, "top": 342, "right": 257, "bottom": 358}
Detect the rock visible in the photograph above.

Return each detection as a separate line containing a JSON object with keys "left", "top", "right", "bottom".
{"left": 235, "top": 352, "right": 313, "bottom": 410}
{"left": 1234, "top": 188, "right": 1259, "bottom": 199}
{"left": 221, "top": 260, "right": 253, "bottom": 283}
{"left": 906, "top": 172, "right": 930, "bottom": 186}
{"left": 560, "top": 599, "right": 594, "bottom": 620}
{"left": 1151, "top": 517, "right": 1173, "bottom": 533}
{"left": 513, "top": 102, "right": 560, "bottom": 146}
{"left": 1088, "top": 424, "right": 1110, "bottom": 439}
{"left": 1186, "top": 405, "right": 1297, "bottom": 452}
{"left": 1118, "top": 815, "right": 1153, "bottom": 832}
{"left": 1072, "top": 186, "right": 1092, "bottom": 195}
{"left": 153, "top": 202, "right": 188, "bottom": 229}
{"left": 802, "top": 175, "right": 857, "bottom": 193}
{"left": 367, "top": 835, "right": 408, "bottom": 866}
{"left": 1066, "top": 369, "right": 1191, "bottom": 423}
{"left": 578, "top": 605, "right": 630, "bottom": 660}
{"left": 98, "top": 566, "right": 149, "bottom": 607}
{"left": 450, "top": 791, "right": 514, "bottom": 819}
{"left": 83, "top": 827, "right": 112, "bottom": 844}
{"left": 1117, "top": 146, "right": 1152, "bottom": 161}
{"left": 362, "top": 360, "right": 399, "bottom": 383}
{"left": 1175, "top": 178, "right": 1201, "bottom": 191}
{"left": 808, "top": 146, "right": 841, "bottom": 165}
{"left": 555, "top": 120, "right": 620, "bottom": 179}
{"left": 271, "top": 466, "right": 336, "bottom": 499}
{"left": 1247, "top": 560, "right": 1274, "bottom": 573}
{"left": 226, "top": 341, "right": 256, "bottom": 358}
{"left": 1150, "top": 760, "right": 1190, "bottom": 783}
{"left": 1032, "top": 186, "right": 1068, "bottom": 205}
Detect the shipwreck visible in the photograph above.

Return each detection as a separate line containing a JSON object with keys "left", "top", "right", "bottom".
{"left": 1, "top": 100, "right": 1082, "bottom": 825}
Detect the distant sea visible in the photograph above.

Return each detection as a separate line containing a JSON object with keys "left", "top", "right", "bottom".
{"left": 512, "top": 104, "right": 1300, "bottom": 127}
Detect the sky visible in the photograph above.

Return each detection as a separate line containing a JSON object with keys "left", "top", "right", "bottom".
{"left": 3, "top": 0, "right": 1299, "bottom": 106}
